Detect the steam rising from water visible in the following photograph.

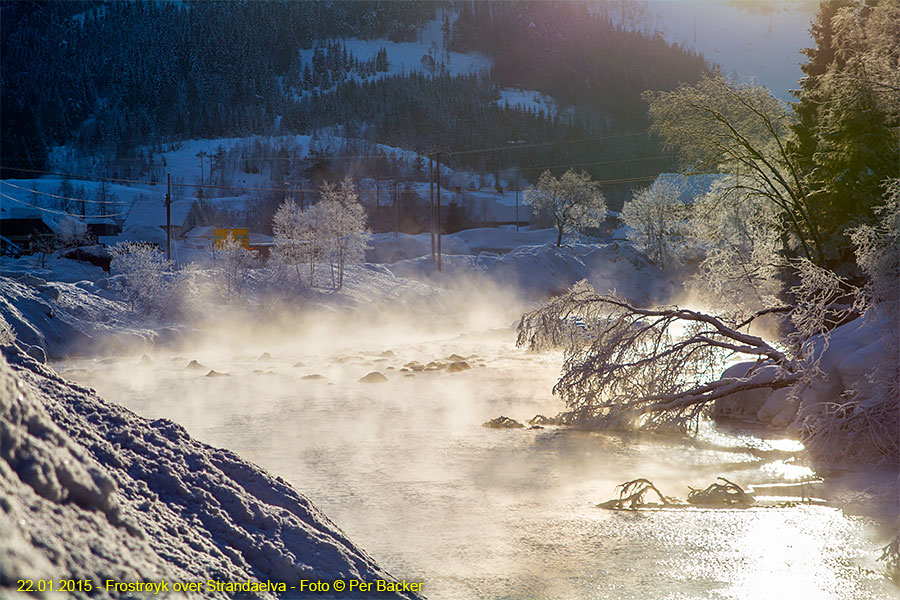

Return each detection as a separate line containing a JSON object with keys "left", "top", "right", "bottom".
{"left": 57, "top": 306, "right": 896, "bottom": 599}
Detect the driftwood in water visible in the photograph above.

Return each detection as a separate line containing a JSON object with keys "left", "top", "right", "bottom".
{"left": 687, "top": 477, "right": 755, "bottom": 506}
{"left": 596, "top": 478, "right": 676, "bottom": 509}
{"left": 598, "top": 477, "right": 756, "bottom": 510}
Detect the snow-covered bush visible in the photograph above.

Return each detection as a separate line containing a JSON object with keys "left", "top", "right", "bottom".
{"left": 164, "top": 262, "right": 205, "bottom": 318}
{"left": 109, "top": 242, "right": 170, "bottom": 314}
{"left": 798, "top": 180, "right": 900, "bottom": 466}
{"left": 621, "top": 177, "right": 691, "bottom": 269}
{"left": 525, "top": 169, "right": 606, "bottom": 247}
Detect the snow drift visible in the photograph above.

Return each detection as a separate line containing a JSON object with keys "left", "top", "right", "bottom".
{"left": 0, "top": 346, "right": 418, "bottom": 599}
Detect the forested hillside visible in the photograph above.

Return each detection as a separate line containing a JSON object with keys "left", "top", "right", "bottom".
{"left": 1, "top": 0, "right": 709, "bottom": 198}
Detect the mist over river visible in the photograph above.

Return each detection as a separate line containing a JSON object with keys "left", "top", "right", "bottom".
{"left": 57, "top": 326, "right": 896, "bottom": 600}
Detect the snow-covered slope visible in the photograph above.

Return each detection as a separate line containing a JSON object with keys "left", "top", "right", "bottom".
{"left": 0, "top": 275, "right": 167, "bottom": 360}
{"left": 0, "top": 346, "right": 418, "bottom": 599}
{"left": 387, "top": 241, "right": 674, "bottom": 305}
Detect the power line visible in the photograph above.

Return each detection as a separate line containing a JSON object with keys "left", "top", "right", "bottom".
{"left": 0, "top": 192, "right": 131, "bottom": 218}
{"left": 2, "top": 150, "right": 668, "bottom": 197}
{"left": 438, "top": 131, "right": 652, "bottom": 157}
{"left": 0, "top": 180, "right": 132, "bottom": 204}
{"left": 0, "top": 166, "right": 166, "bottom": 187}
{"left": 460, "top": 154, "right": 672, "bottom": 177}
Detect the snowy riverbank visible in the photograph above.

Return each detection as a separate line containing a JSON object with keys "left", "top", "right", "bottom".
{"left": 1, "top": 345, "right": 419, "bottom": 599}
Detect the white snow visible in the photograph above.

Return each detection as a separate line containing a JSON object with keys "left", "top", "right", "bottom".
{"left": 0, "top": 346, "right": 417, "bottom": 598}
{"left": 496, "top": 88, "right": 558, "bottom": 116}
{"left": 387, "top": 240, "right": 674, "bottom": 305}
{"left": 297, "top": 13, "right": 491, "bottom": 83}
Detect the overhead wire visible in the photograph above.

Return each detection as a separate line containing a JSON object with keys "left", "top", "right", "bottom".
{"left": 0, "top": 180, "right": 132, "bottom": 204}
{"left": 0, "top": 192, "right": 132, "bottom": 218}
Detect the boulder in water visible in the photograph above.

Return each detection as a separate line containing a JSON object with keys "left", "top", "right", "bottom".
{"left": 447, "top": 361, "right": 471, "bottom": 373}
{"left": 257, "top": 352, "right": 273, "bottom": 362}
{"left": 205, "top": 370, "right": 229, "bottom": 378}
{"left": 302, "top": 374, "right": 326, "bottom": 380}
{"left": 185, "top": 360, "right": 206, "bottom": 370}
{"left": 359, "top": 371, "right": 389, "bottom": 383}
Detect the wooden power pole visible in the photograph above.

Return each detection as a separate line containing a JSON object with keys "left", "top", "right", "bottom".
{"left": 515, "top": 188, "right": 519, "bottom": 232}
{"left": 429, "top": 156, "right": 435, "bottom": 261}
{"left": 436, "top": 153, "right": 442, "bottom": 273}
{"left": 165, "top": 172, "right": 172, "bottom": 261}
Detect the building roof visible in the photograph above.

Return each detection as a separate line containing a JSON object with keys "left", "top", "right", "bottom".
{"left": 0, "top": 207, "right": 87, "bottom": 237}
{"left": 124, "top": 197, "right": 201, "bottom": 229}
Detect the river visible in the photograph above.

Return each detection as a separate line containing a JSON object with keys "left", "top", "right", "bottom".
{"left": 57, "top": 326, "right": 896, "bottom": 599}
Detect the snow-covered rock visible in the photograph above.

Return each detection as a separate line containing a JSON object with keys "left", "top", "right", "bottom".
{"left": 711, "top": 362, "right": 776, "bottom": 421}
{"left": 0, "top": 347, "right": 417, "bottom": 598}
{"left": 712, "top": 315, "right": 896, "bottom": 436}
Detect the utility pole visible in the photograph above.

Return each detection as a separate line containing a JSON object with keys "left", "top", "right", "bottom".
{"left": 165, "top": 172, "right": 172, "bottom": 261}
{"left": 515, "top": 188, "right": 519, "bottom": 232}
{"left": 393, "top": 180, "right": 399, "bottom": 238}
{"left": 436, "top": 153, "right": 442, "bottom": 273}
{"left": 196, "top": 151, "right": 207, "bottom": 186}
{"left": 429, "top": 156, "right": 435, "bottom": 261}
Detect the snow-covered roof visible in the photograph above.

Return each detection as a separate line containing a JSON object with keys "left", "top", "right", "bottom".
{"left": 249, "top": 232, "right": 274, "bottom": 246}
{"left": 124, "top": 197, "right": 200, "bottom": 229}
{"left": 184, "top": 225, "right": 215, "bottom": 239}
{"left": 0, "top": 207, "right": 87, "bottom": 237}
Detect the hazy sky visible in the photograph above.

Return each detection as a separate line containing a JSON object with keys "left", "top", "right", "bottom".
{"left": 646, "top": 0, "right": 818, "bottom": 100}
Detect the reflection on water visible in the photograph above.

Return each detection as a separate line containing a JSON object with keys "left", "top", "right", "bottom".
{"left": 57, "top": 329, "right": 895, "bottom": 600}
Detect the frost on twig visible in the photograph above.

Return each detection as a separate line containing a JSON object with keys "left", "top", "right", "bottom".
{"left": 516, "top": 280, "right": 797, "bottom": 432}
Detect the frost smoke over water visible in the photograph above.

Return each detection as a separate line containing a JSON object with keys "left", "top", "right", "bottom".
{"left": 55, "top": 292, "right": 897, "bottom": 600}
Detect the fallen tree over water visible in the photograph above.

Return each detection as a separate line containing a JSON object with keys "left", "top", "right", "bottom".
{"left": 516, "top": 280, "right": 798, "bottom": 432}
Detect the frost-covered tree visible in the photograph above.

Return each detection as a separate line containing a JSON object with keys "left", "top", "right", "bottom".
{"left": 273, "top": 178, "right": 369, "bottom": 289}
{"left": 215, "top": 233, "right": 257, "bottom": 299}
{"left": 319, "top": 177, "right": 370, "bottom": 289}
{"left": 525, "top": 169, "right": 606, "bottom": 246}
{"left": 517, "top": 181, "right": 900, "bottom": 464}
{"left": 272, "top": 199, "right": 325, "bottom": 286}
{"left": 688, "top": 176, "right": 784, "bottom": 313}
{"left": 790, "top": 0, "right": 900, "bottom": 266}
{"left": 621, "top": 177, "right": 692, "bottom": 269}
{"left": 644, "top": 74, "right": 825, "bottom": 265}
{"left": 517, "top": 280, "right": 796, "bottom": 432}
{"left": 109, "top": 242, "right": 170, "bottom": 314}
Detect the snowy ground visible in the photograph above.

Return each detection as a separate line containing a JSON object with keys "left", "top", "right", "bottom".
{"left": 296, "top": 11, "right": 491, "bottom": 83}
{"left": 0, "top": 346, "right": 418, "bottom": 599}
